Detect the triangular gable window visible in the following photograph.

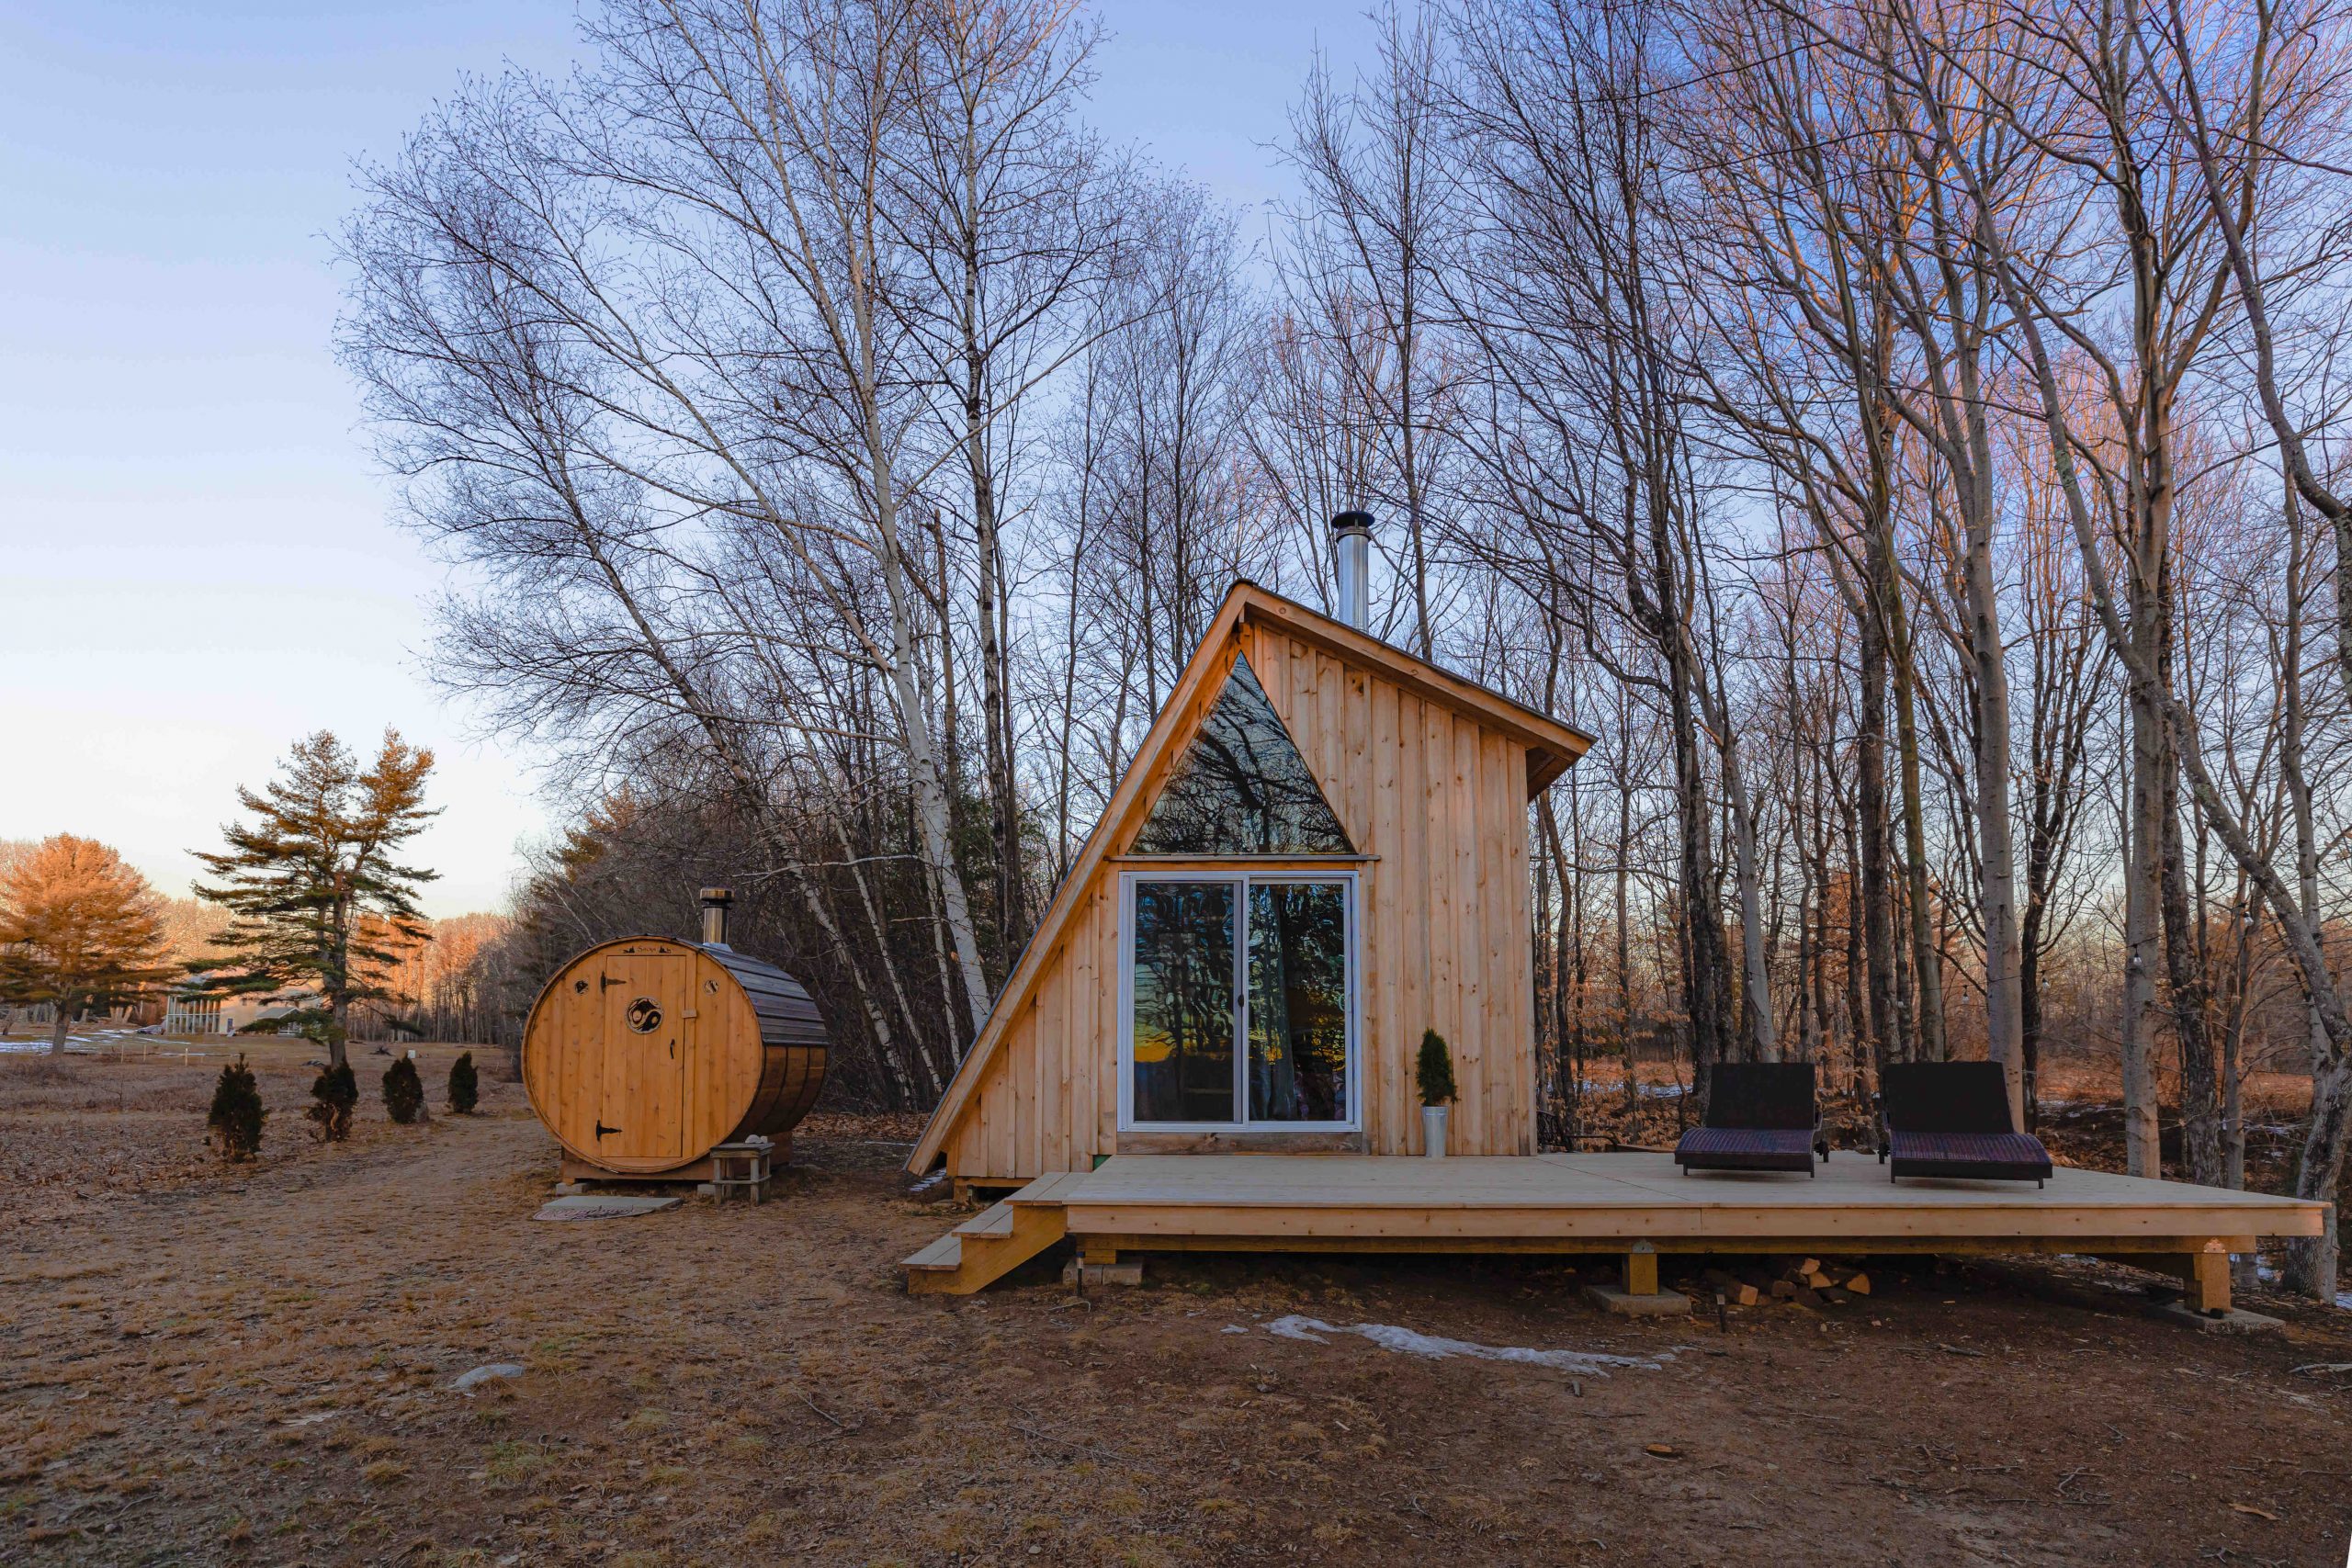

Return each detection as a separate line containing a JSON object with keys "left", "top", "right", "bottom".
{"left": 1130, "top": 654, "right": 1354, "bottom": 855}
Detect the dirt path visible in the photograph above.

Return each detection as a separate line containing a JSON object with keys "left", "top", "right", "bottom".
{"left": 5, "top": 1055, "right": 2350, "bottom": 1566}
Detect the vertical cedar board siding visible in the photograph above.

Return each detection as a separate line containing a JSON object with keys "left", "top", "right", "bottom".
{"left": 944, "top": 627, "right": 1538, "bottom": 1180}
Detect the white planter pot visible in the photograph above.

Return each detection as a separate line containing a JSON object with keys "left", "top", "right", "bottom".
{"left": 1422, "top": 1104, "right": 1449, "bottom": 1158}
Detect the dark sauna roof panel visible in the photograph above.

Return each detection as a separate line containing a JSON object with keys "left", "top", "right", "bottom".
{"left": 697, "top": 942, "right": 830, "bottom": 1048}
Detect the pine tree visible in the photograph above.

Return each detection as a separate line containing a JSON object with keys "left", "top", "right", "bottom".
{"left": 0, "top": 835, "right": 175, "bottom": 1055}
{"left": 208, "top": 1055, "right": 265, "bottom": 1160}
{"left": 189, "top": 730, "right": 439, "bottom": 1070}
{"left": 306, "top": 1062, "right": 358, "bottom": 1141}
{"left": 382, "top": 1055, "right": 425, "bottom": 1125}
{"left": 1416, "top": 1029, "right": 1457, "bottom": 1107}
{"left": 447, "top": 1051, "right": 479, "bottom": 1115}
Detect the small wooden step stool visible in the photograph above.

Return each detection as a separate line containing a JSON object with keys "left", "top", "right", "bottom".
{"left": 708, "top": 1139, "right": 775, "bottom": 1204}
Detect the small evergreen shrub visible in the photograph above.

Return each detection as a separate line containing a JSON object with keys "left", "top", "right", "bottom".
{"left": 447, "top": 1051, "right": 479, "bottom": 1115}
{"left": 207, "top": 1054, "right": 265, "bottom": 1161}
{"left": 1416, "top": 1028, "right": 1457, "bottom": 1107}
{"left": 305, "top": 1062, "right": 357, "bottom": 1142}
{"left": 382, "top": 1055, "right": 425, "bottom": 1125}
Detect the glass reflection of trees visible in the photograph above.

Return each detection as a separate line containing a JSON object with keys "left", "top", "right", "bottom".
{"left": 1246, "top": 882, "right": 1348, "bottom": 1121}
{"left": 1130, "top": 877, "right": 1349, "bottom": 1126}
{"left": 1131, "top": 656, "right": 1353, "bottom": 855}
{"left": 1129, "top": 881, "right": 1236, "bottom": 1122}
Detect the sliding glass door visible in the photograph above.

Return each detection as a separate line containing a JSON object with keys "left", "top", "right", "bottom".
{"left": 1129, "top": 880, "right": 1238, "bottom": 1122}
{"left": 1122, "top": 873, "right": 1356, "bottom": 1132}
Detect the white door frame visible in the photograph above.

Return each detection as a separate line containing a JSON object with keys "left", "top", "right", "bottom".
{"left": 1114, "top": 868, "right": 1360, "bottom": 1134}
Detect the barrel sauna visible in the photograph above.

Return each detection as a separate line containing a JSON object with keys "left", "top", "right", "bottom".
{"left": 522, "top": 890, "right": 828, "bottom": 1178}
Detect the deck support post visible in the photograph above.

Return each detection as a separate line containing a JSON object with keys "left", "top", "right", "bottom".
{"left": 2188, "top": 1243, "right": 2232, "bottom": 1316}
{"left": 1081, "top": 1237, "right": 1120, "bottom": 1269}
{"left": 1623, "top": 1242, "right": 1658, "bottom": 1296}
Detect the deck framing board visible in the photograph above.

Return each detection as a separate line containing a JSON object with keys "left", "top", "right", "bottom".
{"left": 1068, "top": 1232, "right": 2260, "bottom": 1256}
{"left": 903, "top": 1153, "right": 2325, "bottom": 1306}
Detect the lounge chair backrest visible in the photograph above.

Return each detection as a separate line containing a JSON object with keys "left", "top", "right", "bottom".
{"left": 1704, "top": 1062, "right": 1817, "bottom": 1130}
{"left": 1881, "top": 1061, "right": 2016, "bottom": 1135}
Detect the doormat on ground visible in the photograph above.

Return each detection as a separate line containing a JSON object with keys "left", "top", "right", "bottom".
{"left": 532, "top": 1194, "right": 683, "bottom": 1221}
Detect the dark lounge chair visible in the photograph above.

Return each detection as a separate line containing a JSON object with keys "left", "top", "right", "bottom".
{"left": 1878, "top": 1062, "right": 2052, "bottom": 1186}
{"left": 1675, "top": 1063, "right": 1825, "bottom": 1177}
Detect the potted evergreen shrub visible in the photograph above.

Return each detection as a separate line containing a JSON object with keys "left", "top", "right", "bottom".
{"left": 1417, "top": 1029, "right": 1456, "bottom": 1157}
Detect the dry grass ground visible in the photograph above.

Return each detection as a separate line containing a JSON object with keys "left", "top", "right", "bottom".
{"left": 4, "top": 1043, "right": 2350, "bottom": 1567}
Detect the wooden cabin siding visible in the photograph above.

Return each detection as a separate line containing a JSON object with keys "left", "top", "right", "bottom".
{"left": 943, "top": 624, "right": 1540, "bottom": 1182}
{"left": 1248, "top": 626, "right": 1534, "bottom": 1161}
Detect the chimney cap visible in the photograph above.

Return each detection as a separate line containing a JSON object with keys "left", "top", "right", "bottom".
{"left": 1330, "top": 509, "right": 1375, "bottom": 535}
{"left": 698, "top": 886, "right": 733, "bottom": 905}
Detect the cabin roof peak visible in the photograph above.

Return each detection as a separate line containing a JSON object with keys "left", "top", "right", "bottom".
{"left": 905, "top": 577, "right": 1592, "bottom": 1175}
{"left": 1219, "top": 580, "right": 1591, "bottom": 790}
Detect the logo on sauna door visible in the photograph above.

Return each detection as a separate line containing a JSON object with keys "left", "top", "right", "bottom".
{"left": 626, "top": 997, "right": 662, "bottom": 1033}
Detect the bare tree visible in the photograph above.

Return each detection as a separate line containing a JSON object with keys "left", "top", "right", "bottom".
{"left": 1276, "top": 3, "right": 1464, "bottom": 654}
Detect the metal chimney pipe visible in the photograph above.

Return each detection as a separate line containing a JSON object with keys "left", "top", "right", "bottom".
{"left": 1331, "top": 510, "right": 1374, "bottom": 630}
{"left": 698, "top": 887, "right": 733, "bottom": 949}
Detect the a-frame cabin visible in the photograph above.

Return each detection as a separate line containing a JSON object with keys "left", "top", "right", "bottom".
{"left": 901, "top": 570, "right": 2326, "bottom": 1303}
{"left": 907, "top": 577, "right": 1592, "bottom": 1188}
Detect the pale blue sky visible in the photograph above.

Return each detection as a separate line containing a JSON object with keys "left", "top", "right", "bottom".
{"left": 0, "top": 0, "right": 1371, "bottom": 917}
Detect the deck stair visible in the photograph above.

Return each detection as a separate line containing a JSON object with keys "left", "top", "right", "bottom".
{"left": 902, "top": 1171, "right": 1085, "bottom": 1294}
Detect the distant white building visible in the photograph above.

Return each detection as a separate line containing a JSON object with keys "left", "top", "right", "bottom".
{"left": 164, "top": 978, "right": 319, "bottom": 1037}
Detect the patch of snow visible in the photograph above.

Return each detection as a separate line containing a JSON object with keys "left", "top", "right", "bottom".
{"left": 1, "top": 1028, "right": 193, "bottom": 1056}
{"left": 1220, "top": 1325, "right": 1250, "bottom": 1335}
{"left": 1254, "top": 1315, "right": 1676, "bottom": 1375}
{"left": 1573, "top": 1078, "right": 1686, "bottom": 1100}
{"left": 449, "top": 1362, "right": 527, "bottom": 1395}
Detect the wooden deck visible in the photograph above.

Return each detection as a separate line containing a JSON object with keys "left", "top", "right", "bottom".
{"left": 906, "top": 1153, "right": 2330, "bottom": 1310}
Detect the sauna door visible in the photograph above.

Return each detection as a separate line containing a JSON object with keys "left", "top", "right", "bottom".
{"left": 595, "top": 951, "right": 690, "bottom": 1164}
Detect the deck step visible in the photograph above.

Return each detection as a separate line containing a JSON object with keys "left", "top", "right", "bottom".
{"left": 902, "top": 1233, "right": 962, "bottom": 1272}
{"left": 1009, "top": 1169, "right": 1091, "bottom": 1205}
{"left": 954, "top": 1201, "right": 1016, "bottom": 1239}
{"left": 906, "top": 1181, "right": 1073, "bottom": 1295}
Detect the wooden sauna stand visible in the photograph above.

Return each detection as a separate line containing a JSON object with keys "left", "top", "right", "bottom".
{"left": 558, "top": 1134, "right": 791, "bottom": 1187}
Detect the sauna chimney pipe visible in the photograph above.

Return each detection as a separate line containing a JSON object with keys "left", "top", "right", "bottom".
{"left": 699, "top": 887, "right": 733, "bottom": 949}
{"left": 1331, "top": 510, "right": 1373, "bottom": 631}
